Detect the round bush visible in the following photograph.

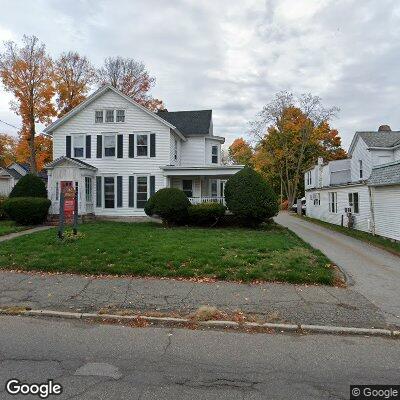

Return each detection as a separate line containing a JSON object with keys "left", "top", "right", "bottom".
{"left": 144, "top": 188, "right": 190, "bottom": 226}
{"left": 10, "top": 174, "right": 47, "bottom": 198}
{"left": 188, "top": 202, "right": 226, "bottom": 226}
{"left": 3, "top": 197, "right": 51, "bottom": 225}
{"left": 224, "top": 167, "right": 279, "bottom": 226}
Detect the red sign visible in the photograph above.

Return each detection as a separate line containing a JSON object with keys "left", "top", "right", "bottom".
{"left": 64, "top": 199, "right": 75, "bottom": 218}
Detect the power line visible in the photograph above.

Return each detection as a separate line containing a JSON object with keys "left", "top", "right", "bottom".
{"left": 0, "top": 119, "right": 19, "bottom": 130}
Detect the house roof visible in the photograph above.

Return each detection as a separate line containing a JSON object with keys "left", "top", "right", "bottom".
{"left": 357, "top": 131, "right": 400, "bottom": 148}
{"left": 6, "top": 162, "right": 47, "bottom": 180}
{"left": 4, "top": 167, "right": 22, "bottom": 179}
{"left": 45, "top": 156, "right": 97, "bottom": 170}
{"left": 157, "top": 110, "right": 212, "bottom": 137}
{"left": 368, "top": 160, "right": 400, "bottom": 186}
{"left": 43, "top": 85, "right": 186, "bottom": 141}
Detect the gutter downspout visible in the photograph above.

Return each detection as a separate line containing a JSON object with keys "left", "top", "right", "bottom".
{"left": 368, "top": 185, "right": 376, "bottom": 235}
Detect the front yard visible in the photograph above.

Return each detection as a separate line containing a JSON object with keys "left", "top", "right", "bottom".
{"left": 0, "top": 222, "right": 334, "bottom": 285}
{"left": 0, "top": 221, "right": 27, "bottom": 237}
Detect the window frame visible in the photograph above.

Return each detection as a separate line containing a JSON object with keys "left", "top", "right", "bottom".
{"left": 95, "top": 110, "right": 104, "bottom": 123}
{"left": 359, "top": 160, "right": 363, "bottom": 179}
{"left": 348, "top": 192, "right": 359, "bottom": 214}
{"left": 135, "top": 133, "right": 150, "bottom": 158}
{"left": 85, "top": 177, "right": 93, "bottom": 203}
{"left": 116, "top": 109, "right": 125, "bottom": 123}
{"left": 211, "top": 145, "right": 219, "bottom": 164}
{"left": 182, "top": 179, "right": 193, "bottom": 198}
{"left": 136, "top": 175, "right": 149, "bottom": 209}
{"left": 72, "top": 134, "right": 85, "bottom": 158}
{"left": 103, "top": 176, "right": 116, "bottom": 209}
{"left": 105, "top": 109, "right": 115, "bottom": 123}
{"left": 103, "top": 134, "right": 117, "bottom": 158}
{"left": 313, "top": 192, "right": 320, "bottom": 206}
{"left": 328, "top": 192, "right": 337, "bottom": 213}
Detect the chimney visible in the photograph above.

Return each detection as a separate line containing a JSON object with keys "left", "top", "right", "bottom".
{"left": 378, "top": 125, "right": 391, "bottom": 132}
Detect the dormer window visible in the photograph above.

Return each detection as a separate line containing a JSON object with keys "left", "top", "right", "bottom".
{"left": 95, "top": 110, "right": 103, "bottom": 123}
{"left": 106, "top": 110, "right": 114, "bottom": 123}
{"left": 212, "top": 145, "right": 218, "bottom": 164}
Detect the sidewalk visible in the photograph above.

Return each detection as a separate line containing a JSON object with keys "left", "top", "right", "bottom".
{"left": 0, "top": 270, "right": 388, "bottom": 329}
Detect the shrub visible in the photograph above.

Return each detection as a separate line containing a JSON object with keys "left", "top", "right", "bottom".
{"left": 188, "top": 202, "right": 226, "bottom": 226}
{"left": 224, "top": 166, "right": 279, "bottom": 226}
{"left": 0, "top": 196, "right": 7, "bottom": 220}
{"left": 3, "top": 197, "right": 51, "bottom": 225}
{"left": 10, "top": 174, "right": 47, "bottom": 198}
{"left": 144, "top": 188, "right": 190, "bottom": 226}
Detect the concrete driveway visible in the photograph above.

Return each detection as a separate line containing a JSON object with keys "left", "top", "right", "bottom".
{"left": 275, "top": 212, "right": 400, "bottom": 327}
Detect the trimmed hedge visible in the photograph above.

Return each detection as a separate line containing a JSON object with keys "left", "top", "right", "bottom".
{"left": 225, "top": 167, "right": 279, "bottom": 226}
{"left": 188, "top": 202, "right": 226, "bottom": 226}
{"left": 10, "top": 174, "right": 47, "bottom": 198}
{"left": 3, "top": 197, "right": 51, "bottom": 225}
{"left": 145, "top": 188, "right": 190, "bottom": 226}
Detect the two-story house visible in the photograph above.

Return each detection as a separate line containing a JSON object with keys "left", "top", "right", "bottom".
{"left": 44, "top": 85, "right": 243, "bottom": 218}
{"left": 304, "top": 125, "right": 400, "bottom": 241}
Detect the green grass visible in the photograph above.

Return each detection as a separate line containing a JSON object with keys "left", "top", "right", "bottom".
{"left": 0, "top": 221, "right": 28, "bottom": 236}
{"left": 298, "top": 215, "right": 400, "bottom": 256}
{"left": 0, "top": 221, "right": 334, "bottom": 285}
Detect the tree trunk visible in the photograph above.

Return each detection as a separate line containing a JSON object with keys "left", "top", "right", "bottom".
{"left": 29, "top": 113, "right": 37, "bottom": 175}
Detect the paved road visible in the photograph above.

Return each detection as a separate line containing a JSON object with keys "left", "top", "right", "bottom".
{"left": 0, "top": 316, "right": 399, "bottom": 400}
{"left": 276, "top": 212, "right": 400, "bottom": 327}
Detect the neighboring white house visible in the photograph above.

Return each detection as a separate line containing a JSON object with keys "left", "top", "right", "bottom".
{"left": 0, "top": 162, "right": 47, "bottom": 196}
{"left": 305, "top": 125, "right": 400, "bottom": 241}
{"left": 43, "top": 85, "right": 243, "bottom": 217}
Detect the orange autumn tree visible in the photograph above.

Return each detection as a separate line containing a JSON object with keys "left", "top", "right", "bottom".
{"left": 0, "top": 133, "right": 17, "bottom": 167}
{"left": 0, "top": 35, "right": 56, "bottom": 175}
{"left": 228, "top": 138, "right": 253, "bottom": 165}
{"left": 16, "top": 131, "right": 52, "bottom": 171}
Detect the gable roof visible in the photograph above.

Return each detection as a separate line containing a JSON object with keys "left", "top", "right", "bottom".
{"left": 45, "top": 156, "right": 97, "bottom": 170}
{"left": 368, "top": 160, "right": 400, "bottom": 186}
{"left": 349, "top": 131, "right": 400, "bottom": 154}
{"left": 157, "top": 110, "right": 212, "bottom": 136}
{"left": 43, "top": 85, "right": 186, "bottom": 141}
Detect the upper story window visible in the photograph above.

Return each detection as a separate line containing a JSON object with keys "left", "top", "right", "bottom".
{"left": 136, "top": 134, "right": 148, "bottom": 157}
{"left": 104, "top": 135, "right": 116, "bottom": 157}
{"left": 95, "top": 110, "right": 104, "bottom": 123}
{"left": 359, "top": 160, "right": 363, "bottom": 179}
{"left": 306, "top": 171, "right": 312, "bottom": 185}
{"left": 73, "top": 134, "right": 85, "bottom": 158}
{"left": 174, "top": 138, "right": 178, "bottom": 161}
{"left": 105, "top": 110, "right": 114, "bottom": 123}
{"left": 211, "top": 145, "right": 218, "bottom": 164}
{"left": 116, "top": 109, "right": 125, "bottom": 122}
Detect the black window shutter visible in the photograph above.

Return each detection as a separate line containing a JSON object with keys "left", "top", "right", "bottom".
{"left": 150, "top": 176, "right": 155, "bottom": 197}
{"left": 129, "top": 134, "right": 135, "bottom": 158}
{"left": 86, "top": 135, "right": 91, "bottom": 158}
{"left": 96, "top": 135, "right": 102, "bottom": 158}
{"left": 117, "top": 176, "right": 123, "bottom": 207}
{"left": 117, "top": 135, "right": 123, "bottom": 158}
{"left": 66, "top": 136, "right": 71, "bottom": 158}
{"left": 128, "top": 176, "right": 134, "bottom": 207}
{"left": 96, "top": 176, "right": 102, "bottom": 207}
{"left": 150, "top": 133, "right": 156, "bottom": 157}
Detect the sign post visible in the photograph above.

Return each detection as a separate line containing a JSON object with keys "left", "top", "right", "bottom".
{"left": 58, "top": 185, "right": 78, "bottom": 239}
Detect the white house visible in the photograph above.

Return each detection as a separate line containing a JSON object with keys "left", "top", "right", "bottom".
{"left": 43, "top": 85, "right": 243, "bottom": 217}
{"left": 0, "top": 162, "right": 47, "bottom": 196}
{"left": 304, "top": 125, "right": 400, "bottom": 241}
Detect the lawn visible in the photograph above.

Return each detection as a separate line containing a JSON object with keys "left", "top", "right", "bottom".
{"left": 0, "top": 222, "right": 334, "bottom": 285}
{"left": 0, "top": 221, "right": 28, "bottom": 237}
{"left": 297, "top": 215, "right": 400, "bottom": 256}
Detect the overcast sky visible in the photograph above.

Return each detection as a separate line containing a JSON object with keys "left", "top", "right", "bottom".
{"left": 0, "top": 0, "right": 400, "bottom": 149}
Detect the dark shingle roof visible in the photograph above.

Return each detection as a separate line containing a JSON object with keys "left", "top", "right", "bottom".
{"left": 4, "top": 167, "right": 22, "bottom": 179}
{"left": 157, "top": 110, "right": 212, "bottom": 136}
{"left": 358, "top": 131, "right": 400, "bottom": 148}
{"left": 368, "top": 160, "right": 400, "bottom": 186}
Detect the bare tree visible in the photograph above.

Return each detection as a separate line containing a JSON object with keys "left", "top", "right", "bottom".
{"left": 54, "top": 51, "right": 96, "bottom": 116}
{"left": 0, "top": 35, "right": 55, "bottom": 174}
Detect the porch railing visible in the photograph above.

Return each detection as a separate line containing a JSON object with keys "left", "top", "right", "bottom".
{"left": 188, "top": 196, "right": 226, "bottom": 206}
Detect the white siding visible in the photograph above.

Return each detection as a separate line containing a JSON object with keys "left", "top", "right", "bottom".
{"left": 371, "top": 149, "right": 395, "bottom": 166}
{"left": 306, "top": 185, "right": 372, "bottom": 232}
{"left": 180, "top": 137, "right": 205, "bottom": 165}
{"left": 0, "top": 178, "right": 14, "bottom": 196}
{"left": 371, "top": 185, "right": 400, "bottom": 241}
{"left": 394, "top": 147, "right": 400, "bottom": 161}
{"left": 205, "top": 138, "right": 222, "bottom": 166}
{"left": 169, "top": 132, "right": 182, "bottom": 165}
{"left": 350, "top": 137, "right": 372, "bottom": 181}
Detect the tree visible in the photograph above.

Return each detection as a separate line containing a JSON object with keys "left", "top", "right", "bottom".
{"left": 96, "top": 56, "right": 164, "bottom": 111}
{"left": 54, "top": 51, "right": 96, "bottom": 117}
{"left": 0, "top": 133, "right": 17, "bottom": 167}
{"left": 250, "top": 92, "right": 343, "bottom": 206}
{"left": 0, "top": 35, "right": 56, "bottom": 175}
{"left": 228, "top": 138, "right": 253, "bottom": 165}
{"left": 16, "top": 131, "right": 52, "bottom": 171}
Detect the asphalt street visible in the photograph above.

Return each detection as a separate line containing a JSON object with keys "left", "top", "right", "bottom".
{"left": 0, "top": 316, "right": 398, "bottom": 399}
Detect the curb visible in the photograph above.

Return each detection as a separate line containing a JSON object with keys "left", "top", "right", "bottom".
{"left": 1, "top": 308, "right": 399, "bottom": 338}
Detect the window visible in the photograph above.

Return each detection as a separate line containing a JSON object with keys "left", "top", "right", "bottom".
{"left": 211, "top": 145, "right": 218, "bottom": 164}
{"left": 174, "top": 138, "right": 178, "bottom": 161}
{"left": 73, "top": 134, "right": 85, "bottom": 158}
{"left": 306, "top": 171, "right": 312, "bottom": 185}
{"left": 104, "top": 177, "right": 115, "bottom": 208}
{"left": 313, "top": 193, "right": 320, "bottom": 206}
{"left": 182, "top": 180, "right": 193, "bottom": 198}
{"left": 328, "top": 192, "right": 337, "bottom": 213}
{"left": 95, "top": 110, "right": 103, "bottom": 123}
{"left": 211, "top": 180, "right": 218, "bottom": 197}
{"left": 105, "top": 110, "right": 114, "bottom": 123}
{"left": 104, "top": 135, "right": 116, "bottom": 157}
{"left": 116, "top": 110, "right": 125, "bottom": 122}
{"left": 136, "top": 134, "right": 148, "bottom": 157}
{"left": 359, "top": 160, "right": 363, "bottom": 179}
{"left": 136, "top": 176, "right": 148, "bottom": 208}
{"left": 348, "top": 192, "right": 359, "bottom": 214}
{"left": 85, "top": 177, "right": 92, "bottom": 202}
{"left": 55, "top": 182, "right": 59, "bottom": 201}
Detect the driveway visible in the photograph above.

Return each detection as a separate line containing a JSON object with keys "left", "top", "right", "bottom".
{"left": 275, "top": 212, "right": 400, "bottom": 327}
